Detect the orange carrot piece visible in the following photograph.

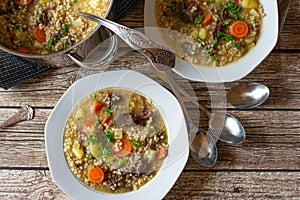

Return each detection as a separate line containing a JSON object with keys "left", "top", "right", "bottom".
{"left": 87, "top": 166, "right": 104, "bottom": 183}
{"left": 13, "top": 0, "right": 32, "bottom": 6}
{"left": 16, "top": 46, "right": 30, "bottom": 53}
{"left": 102, "top": 115, "right": 112, "bottom": 125}
{"left": 114, "top": 139, "right": 132, "bottom": 157}
{"left": 34, "top": 26, "right": 46, "bottom": 42}
{"left": 91, "top": 101, "right": 104, "bottom": 114}
{"left": 230, "top": 21, "right": 249, "bottom": 38}
{"left": 201, "top": 13, "right": 212, "bottom": 26}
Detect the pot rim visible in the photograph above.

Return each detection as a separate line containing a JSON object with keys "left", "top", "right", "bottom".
{"left": 0, "top": 0, "right": 114, "bottom": 58}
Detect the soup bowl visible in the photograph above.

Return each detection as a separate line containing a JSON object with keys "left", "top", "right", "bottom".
{"left": 45, "top": 70, "right": 189, "bottom": 199}
{"left": 144, "top": 0, "right": 278, "bottom": 82}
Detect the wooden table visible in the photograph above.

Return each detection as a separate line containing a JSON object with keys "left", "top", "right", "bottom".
{"left": 0, "top": 0, "right": 299, "bottom": 199}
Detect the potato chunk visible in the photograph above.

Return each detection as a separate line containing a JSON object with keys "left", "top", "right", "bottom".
{"left": 241, "top": 0, "right": 259, "bottom": 9}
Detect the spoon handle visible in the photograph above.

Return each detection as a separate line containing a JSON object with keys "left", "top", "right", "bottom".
{"left": 0, "top": 105, "right": 34, "bottom": 129}
{"left": 77, "top": 12, "right": 176, "bottom": 71}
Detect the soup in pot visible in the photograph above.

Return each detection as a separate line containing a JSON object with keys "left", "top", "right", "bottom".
{"left": 0, "top": 0, "right": 111, "bottom": 54}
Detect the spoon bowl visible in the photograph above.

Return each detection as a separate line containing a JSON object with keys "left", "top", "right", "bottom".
{"left": 227, "top": 82, "right": 270, "bottom": 109}
{"left": 209, "top": 112, "right": 245, "bottom": 144}
{"left": 189, "top": 130, "right": 218, "bottom": 167}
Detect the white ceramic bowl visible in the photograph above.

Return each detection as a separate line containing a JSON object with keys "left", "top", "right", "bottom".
{"left": 144, "top": 0, "right": 278, "bottom": 82}
{"left": 45, "top": 70, "right": 189, "bottom": 200}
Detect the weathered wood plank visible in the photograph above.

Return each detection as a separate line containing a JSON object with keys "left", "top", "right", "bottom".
{"left": 0, "top": 52, "right": 299, "bottom": 109}
{"left": 0, "top": 170, "right": 70, "bottom": 200}
{"left": 0, "top": 170, "right": 299, "bottom": 199}
{"left": 1, "top": 108, "right": 300, "bottom": 169}
{"left": 166, "top": 171, "right": 300, "bottom": 199}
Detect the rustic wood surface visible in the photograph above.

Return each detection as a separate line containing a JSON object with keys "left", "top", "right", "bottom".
{"left": 0, "top": 0, "right": 299, "bottom": 199}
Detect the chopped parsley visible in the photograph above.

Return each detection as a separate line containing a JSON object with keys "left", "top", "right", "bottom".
{"left": 105, "top": 106, "right": 113, "bottom": 114}
{"left": 225, "top": 2, "right": 243, "bottom": 20}
{"left": 101, "top": 147, "right": 110, "bottom": 158}
{"left": 94, "top": 120, "right": 100, "bottom": 127}
{"left": 63, "top": 41, "right": 68, "bottom": 49}
{"left": 212, "top": 55, "right": 217, "bottom": 61}
{"left": 170, "top": 3, "right": 176, "bottom": 12}
{"left": 205, "top": 49, "right": 213, "bottom": 55}
{"left": 61, "top": 24, "right": 68, "bottom": 36}
{"left": 194, "top": 16, "right": 203, "bottom": 24}
{"left": 211, "top": 39, "right": 218, "bottom": 46}
{"left": 216, "top": 31, "right": 234, "bottom": 41}
{"left": 233, "top": 41, "right": 239, "bottom": 48}
{"left": 87, "top": 153, "right": 93, "bottom": 160}
{"left": 45, "top": 36, "right": 58, "bottom": 51}
{"left": 87, "top": 135, "right": 97, "bottom": 144}
{"left": 131, "top": 139, "right": 140, "bottom": 147}
{"left": 119, "top": 158, "right": 125, "bottom": 167}
{"left": 103, "top": 130, "right": 113, "bottom": 143}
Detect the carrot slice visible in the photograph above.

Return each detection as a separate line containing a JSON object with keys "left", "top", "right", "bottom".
{"left": 16, "top": 46, "right": 30, "bottom": 53}
{"left": 114, "top": 139, "right": 132, "bottom": 157}
{"left": 91, "top": 101, "right": 104, "bottom": 114}
{"left": 230, "top": 21, "right": 249, "bottom": 38}
{"left": 102, "top": 115, "right": 112, "bottom": 125}
{"left": 13, "top": 0, "right": 32, "bottom": 6}
{"left": 34, "top": 26, "right": 46, "bottom": 42}
{"left": 87, "top": 166, "right": 104, "bottom": 183}
{"left": 201, "top": 13, "right": 212, "bottom": 26}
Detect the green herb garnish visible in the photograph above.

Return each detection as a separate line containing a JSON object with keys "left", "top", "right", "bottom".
{"left": 170, "top": 3, "right": 176, "bottom": 12}
{"left": 103, "top": 130, "right": 113, "bottom": 143}
{"left": 212, "top": 55, "right": 217, "bottom": 61}
{"left": 119, "top": 158, "right": 125, "bottom": 167}
{"left": 63, "top": 41, "right": 68, "bottom": 49}
{"left": 216, "top": 31, "right": 234, "bottom": 41}
{"left": 131, "top": 139, "right": 140, "bottom": 147}
{"left": 205, "top": 49, "right": 213, "bottom": 55}
{"left": 94, "top": 120, "right": 100, "bottom": 127}
{"left": 194, "top": 16, "right": 203, "bottom": 24}
{"left": 225, "top": 2, "right": 243, "bottom": 20}
{"left": 87, "top": 135, "right": 97, "bottom": 144}
{"left": 88, "top": 153, "right": 93, "bottom": 160}
{"left": 233, "top": 41, "right": 239, "bottom": 48}
{"left": 105, "top": 106, "right": 113, "bottom": 114}
{"left": 101, "top": 147, "right": 111, "bottom": 158}
{"left": 211, "top": 39, "right": 218, "bottom": 46}
{"left": 62, "top": 24, "right": 68, "bottom": 36}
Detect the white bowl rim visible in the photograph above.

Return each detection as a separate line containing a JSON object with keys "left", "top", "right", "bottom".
{"left": 45, "top": 70, "right": 189, "bottom": 200}
{"left": 144, "top": 0, "right": 279, "bottom": 82}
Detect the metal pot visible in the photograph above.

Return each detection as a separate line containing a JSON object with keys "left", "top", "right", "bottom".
{"left": 0, "top": 0, "right": 117, "bottom": 69}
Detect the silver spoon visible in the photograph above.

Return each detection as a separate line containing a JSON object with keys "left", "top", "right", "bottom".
{"left": 227, "top": 82, "right": 270, "bottom": 109}
{"left": 77, "top": 12, "right": 218, "bottom": 167}
{"left": 178, "top": 87, "right": 246, "bottom": 144}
